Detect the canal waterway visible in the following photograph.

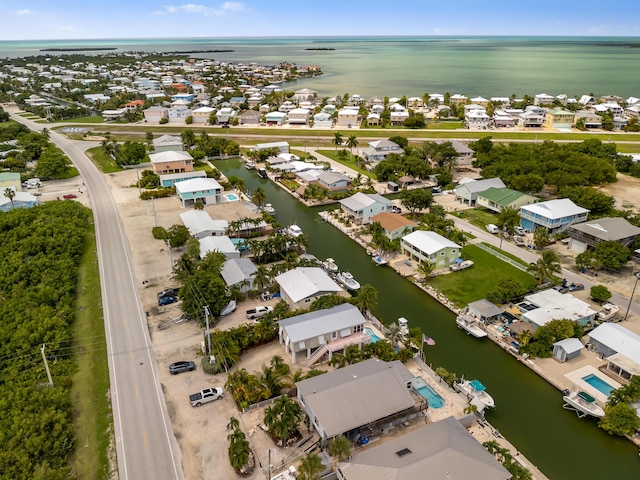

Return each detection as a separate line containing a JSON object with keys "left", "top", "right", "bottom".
{"left": 217, "top": 158, "right": 639, "bottom": 479}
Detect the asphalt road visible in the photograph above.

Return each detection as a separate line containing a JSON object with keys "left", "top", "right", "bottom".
{"left": 9, "top": 113, "right": 184, "bottom": 480}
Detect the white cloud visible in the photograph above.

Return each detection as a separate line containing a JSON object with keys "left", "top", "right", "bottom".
{"left": 58, "top": 25, "right": 76, "bottom": 32}
{"left": 13, "top": 9, "right": 33, "bottom": 15}
{"left": 153, "top": 2, "right": 247, "bottom": 16}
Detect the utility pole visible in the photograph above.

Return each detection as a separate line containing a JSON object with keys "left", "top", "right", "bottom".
{"left": 151, "top": 197, "right": 158, "bottom": 227}
{"left": 166, "top": 238, "right": 173, "bottom": 274}
{"left": 41, "top": 344, "right": 54, "bottom": 387}
{"left": 623, "top": 273, "right": 640, "bottom": 322}
{"left": 204, "top": 306, "right": 211, "bottom": 355}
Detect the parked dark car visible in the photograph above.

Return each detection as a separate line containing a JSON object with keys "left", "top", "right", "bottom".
{"left": 158, "top": 296, "right": 178, "bottom": 306}
{"left": 169, "top": 361, "right": 196, "bottom": 375}
{"left": 567, "top": 283, "right": 584, "bottom": 292}
{"left": 158, "top": 288, "right": 179, "bottom": 299}
{"left": 63, "top": 194, "right": 77, "bottom": 199}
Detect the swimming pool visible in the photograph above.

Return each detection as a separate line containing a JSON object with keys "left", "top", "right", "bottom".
{"left": 365, "top": 327, "right": 381, "bottom": 343}
{"left": 411, "top": 377, "right": 444, "bottom": 409}
{"left": 582, "top": 374, "right": 615, "bottom": 397}
{"left": 225, "top": 193, "right": 239, "bottom": 201}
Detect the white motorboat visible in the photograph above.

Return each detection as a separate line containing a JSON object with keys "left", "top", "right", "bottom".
{"left": 263, "top": 203, "right": 276, "bottom": 215}
{"left": 336, "top": 271, "right": 361, "bottom": 291}
{"left": 286, "top": 224, "right": 303, "bottom": 237}
{"left": 372, "top": 254, "right": 387, "bottom": 266}
{"left": 456, "top": 314, "right": 488, "bottom": 338}
{"left": 220, "top": 299, "right": 236, "bottom": 316}
{"left": 323, "top": 258, "right": 339, "bottom": 273}
{"left": 562, "top": 390, "right": 605, "bottom": 418}
{"left": 597, "top": 303, "right": 619, "bottom": 322}
{"left": 455, "top": 379, "right": 495, "bottom": 409}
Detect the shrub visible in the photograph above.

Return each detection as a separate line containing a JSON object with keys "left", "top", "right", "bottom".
{"left": 590, "top": 285, "right": 612, "bottom": 304}
{"left": 152, "top": 226, "right": 168, "bottom": 239}
{"left": 159, "top": 118, "right": 168, "bottom": 124}
{"left": 140, "top": 186, "right": 175, "bottom": 199}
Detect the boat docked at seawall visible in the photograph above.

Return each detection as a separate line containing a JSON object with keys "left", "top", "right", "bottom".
{"left": 322, "top": 257, "right": 339, "bottom": 273}
{"left": 336, "top": 271, "right": 361, "bottom": 291}
{"left": 263, "top": 203, "right": 276, "bottom": 215}
{"left": 372, "top": 254, "right": 387, "bottom": 266}
{"left": 285, "top": 224, "right": 303, "bottom": 238}
{"left": 456, "top": 313, "right": 488, "bottom": 338}
{"left": 257, "top": 167, "right": 269, "bottom": 179}
{"left": 455, "top": 379, "right": 495, "bottom": 409}
{"left": 562, "top": 390, "right": 605, "bottom": 418}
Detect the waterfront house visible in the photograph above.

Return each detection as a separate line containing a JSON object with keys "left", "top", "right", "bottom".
{"left": 199, "top": 235, "right": 239, "bottom": 259}
{"left": 454, "top": 177, "right": 506, "bottom": 205}
{"left": 337, "top": 108, "right": 359, "bottom": 128}
{"left": 401, "top": 230, "right": 461, "bottom": 267}
{"left": 315, "top": 171, "right": 352, "bottom": 192}
{"left": 149, "top": 150, "right": 194, "bottom": 175}
{"left": 552, "top": 338, "right": 584, "bottom": 363}
{"left": 587, "top": 323, "right": 640, "bottom": 382}
{"left": 476, "top": 187, "right": 538, "bottom": 214}
{"left": 252, "top": 141, "right": 289, "bottom": 154}
{"left": 534, "top": 93, "right": 555, "bottom": 106}
{"left": 359, "top": 139, "right": 404, "bottom": 164}
{"left": 519, "top": 198, "right": 589, "bottom": 233}
{"left": 579, "top": 95, "right": 596, "bottom": 106}
{"left": 567, "top": 217, "right": 640, "bottom": 253}
{"left": 277, "top": 303, "right": 368, "bottom": 365}
{"left": 175, "top": 177, "right": 223, "bottom": 207}
{"left": 370, "top": 212, "right": 418, "bottom": 241}
{"left": 573, "top": 110, "right": 602, "bottom": 129}
{"left": 179, "top": 210, "right": 228, "bottom": 238}
{"left": 159, "top": 170, "right": 207, "bottom": 188}
{"left": 337, "top": 417, "right": 510, "bottom": 480}
{"left": 153, "top": 134, "right": 183, "bottom": 153}
{"left": 466, "top": 299, "right": 504, "bottom": 324}
{"left": 543, "top": 109, "right": 575, "bottom": 129}
{"left": 220, "top": 257, "right": 257, "bottom": 294}
{"left": 339, "top": 192, "right": 394, "bottom": 224}
{"left": 274, "top": 267, "right": 344, "bottom": 310}
{"left": 296, "top": 358, "right": 421, "bottom": 445}
{"left": 449, "top": 94, "right": 468, "bottom": 106}
{"left": 293, "top": 88, "right": 317, "bottom": 104}
{"left": 518, "top": 289, "right": 597, "bottom": 330}
{"left": 470, "top": 96, "right": 490, "bottom": 107}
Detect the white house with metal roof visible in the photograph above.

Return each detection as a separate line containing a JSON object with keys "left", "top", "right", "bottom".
{"left": 179, "top": 210, "right": 228, "bottom": 238}
{"left": 518, "top": 289, "right": 597, "bottom": 329}
{"left": 274, "top": 267, "right": 344, "bottom": 310}
{"left": 339, "top": 192, "right": 394, "bottom": 224}
{"left": 519, "top": 198, "right": 589, "bottom": 233}
{"left": 454, "top": 177, "right": 506, "bottom": 205}
{"left": 152, "top": 134, "right": 183, "bottom": 152}
{"left": 296, "top": 359, "right": 422, "bottom": 445}
{"left": 587, "top": 323, "right": 640, "bottom": 382}
{"left": 400, "top": 230, "right": 461, "bottom": 267}
{"left": 175, "top": 177, "right": 223, "bottom": 207}
{"left": 199, "top": 235, "right": 239, "bottom": 259}
{"left": 337, "top": 416, "right": 510, "bottom": 480}
{"left": 278, "top": 303, "right": 369, "bottom": 364}
{"left": 220, "top": 258, "right": 257, "bottom": 293}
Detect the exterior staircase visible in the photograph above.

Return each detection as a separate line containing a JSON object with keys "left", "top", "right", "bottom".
{"left": 306, "top": 344, "right": 329, "bottom": 367}
{"left": 306, "top": 332, "right": 371, "bottom": 367}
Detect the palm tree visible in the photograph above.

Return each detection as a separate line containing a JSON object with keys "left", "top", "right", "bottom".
{"left": 181, "top": 129, "right": 196, "bottom": 149}
{"left": 496, "top": 206, "right": 520, "bottom": 249}
{"left": 297, "top": 452, "right": 325, "bottom": 480}
{"left": 333, "top": 132, "right": 343, "bottom": 152}
{"left": 346, "top": 134, "right": 358, "bottom": 162}
{"left": 416, "top": 261, "right": 435, "bottom": 281}
{"left": 251, "top": 265, "right": 271, "bottom": 292}
{"left": 352, "top": 284, "right": 378, "bottom": 315}
{"left": 3, "top": 187, "right": 16, "bottom": 208}
{"left": 41, "top": 128, "right": 50, "bottom": 140}
{"left": 252, "top": 186, "right": 267, "bottom": 208}
{"left": 235, "top": 178, "right": 246, "bottom": 195}
{"left": 384, "top": 322, "right": 404, "bottom": 348}
{"left": 527, "top": 250, "right": 561, "bottom": 285}
{"left": 263, "top": 395, "right": 304, "bottom": 444}
{"left": 533, "top": 227, "right": 550, "bottom": 250}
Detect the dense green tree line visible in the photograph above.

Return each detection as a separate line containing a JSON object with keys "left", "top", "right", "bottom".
{"left": 0, "top": 201, "right": 92, "bottom": 480}
{"left": 472, "top": 138, "right": 618, "bottom": 192}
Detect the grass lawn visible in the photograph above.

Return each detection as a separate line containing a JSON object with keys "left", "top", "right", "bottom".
{"left": 616, "top": 143, "right": 640, "bottom": 153}
{"left": 69, "top": 224, "right": 112, "bottom": 479}
{"left": 281, "top": 179, "right": 300, "bottom": 191}
{"left": 456, "top": 208, "right": 498, "bottom": 230}
{"left": 479, "top": 242, "right": 530, "bottom": 267}
{"left": 427, "top": 244, "right": 536, "bottom": 307}
{"left": 59, "top": 116, "right": 105, "bottom": 124}
{"left": 85, "top": 146, "right": 124, "bottom": 173}
{"left": 316, "top": 149, "right": 377, "bottom": 179}
{"left": 426, "top": 121, "right": 464, "bottom": 130}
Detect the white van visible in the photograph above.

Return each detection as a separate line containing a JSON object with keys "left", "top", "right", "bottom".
{"left": 486, "top": 224, "right": 499, "bottom": 234}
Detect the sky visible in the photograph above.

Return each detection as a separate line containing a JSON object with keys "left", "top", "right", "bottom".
{"left": 0, "top": 0, "right": 638, "bottom": 40}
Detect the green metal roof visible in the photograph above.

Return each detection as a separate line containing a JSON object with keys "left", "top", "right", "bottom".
{"left": 478, "top": 187, "right": 533, "bottom": 207}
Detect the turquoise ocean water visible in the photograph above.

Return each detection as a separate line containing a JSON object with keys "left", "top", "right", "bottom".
{"left": 1, "top": 36, "right": 639, "bottom": 98}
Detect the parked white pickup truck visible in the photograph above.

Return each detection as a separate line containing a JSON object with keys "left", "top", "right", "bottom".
{"left": 189, "top": 387, "right": 224, "bottom": 407}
